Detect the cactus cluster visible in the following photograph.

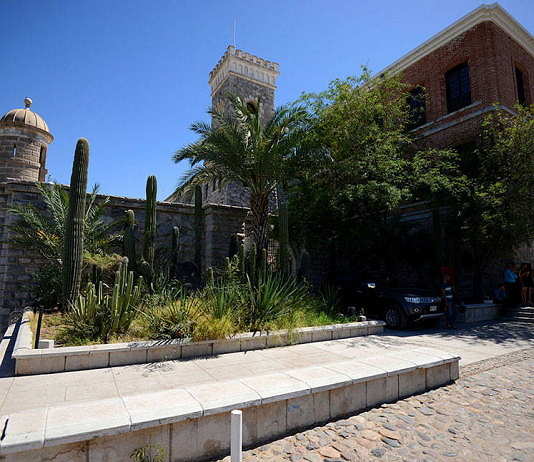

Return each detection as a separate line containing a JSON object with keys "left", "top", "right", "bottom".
{"left": 63, "top": 138, "right": 89, "bottom": 308}
{"left": 70, "top": 259, "right": 142, "bottom": 342}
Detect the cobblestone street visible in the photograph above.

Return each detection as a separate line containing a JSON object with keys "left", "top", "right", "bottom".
{"left": 220, "top": 348, "right": 534, "bottom": 462}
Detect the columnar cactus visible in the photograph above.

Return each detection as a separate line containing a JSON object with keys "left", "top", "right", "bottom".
{"left": 171, "top": 226, "right": 180, "bottom": 277}
{"left": 123, "top": 209, "right": 137, "bottom": 271}
{"left": 63, "top": 138, "right": 89, "bottom": 308}
{"left": 194, "top": 185, "right": 203, "bottom": 272}
{"left": 143, "top": 175, "right": 157, "bottom": 269}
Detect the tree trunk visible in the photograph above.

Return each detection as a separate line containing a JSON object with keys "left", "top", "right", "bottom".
{"left": 249, "top": 191, "right": 270, "bottom": 255}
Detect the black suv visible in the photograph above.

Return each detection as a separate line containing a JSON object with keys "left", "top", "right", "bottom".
{"left": 348, "top": 282, "right": 445, "bottom": 329}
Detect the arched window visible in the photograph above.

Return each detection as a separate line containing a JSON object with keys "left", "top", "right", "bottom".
{"left": 12, "top": 144, "right": 17, "bottom": 157}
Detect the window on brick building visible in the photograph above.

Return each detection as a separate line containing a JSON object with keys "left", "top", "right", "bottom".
{"left": 515, "top": 67, "right": 527, "bottom": 105}
{"left": 407, "top": 86, "right": 426, "bottom": 129}
{"left": 445, "top": 62, "right": 471, "bottom": 113}
{"left": 12, "top": 144, "right": 17, "bottom": 157}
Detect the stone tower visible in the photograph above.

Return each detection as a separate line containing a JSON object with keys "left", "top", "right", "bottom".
{"left": 0, "top": 98, "right": 53, "bottom": 183}
{"left": 168, "top": 46, "right": 280, "bottom": 206}
{"left": 209, "top": 45, "right": 280, "bottom": 125}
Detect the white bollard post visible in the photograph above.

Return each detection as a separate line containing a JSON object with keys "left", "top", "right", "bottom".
{"left": 231, "top": 409, "right": 243, "bottom": 462}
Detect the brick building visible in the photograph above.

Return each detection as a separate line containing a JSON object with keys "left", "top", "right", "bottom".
{"left": 382, "top": 3, "right": 533, "bottom": 150}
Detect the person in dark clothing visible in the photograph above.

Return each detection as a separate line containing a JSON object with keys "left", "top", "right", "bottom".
{"left": 504, "top": 263, "right": 519, "bottom": 307}
{"left": 441, "top": 273, "right": 456, "bottom": 328}
{"left": 519, "top": 263, "right": 533, "bottom": 306}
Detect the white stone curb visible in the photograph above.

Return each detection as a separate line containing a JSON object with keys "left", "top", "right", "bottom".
{"left": 11, "top": 311, "right": 386, "bottom": 375}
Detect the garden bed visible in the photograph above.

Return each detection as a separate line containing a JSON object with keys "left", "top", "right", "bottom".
{"left": 12, "top": 310, "right": 385, "bottom": 375}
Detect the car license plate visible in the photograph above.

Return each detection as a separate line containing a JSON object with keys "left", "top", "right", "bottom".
{"left": 429, "top": 305, "right": 438, "bottom": 312}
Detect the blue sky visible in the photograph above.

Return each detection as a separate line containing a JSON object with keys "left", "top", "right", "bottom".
{"left": 1, "top": 1, "right": 533, "bottom": 200}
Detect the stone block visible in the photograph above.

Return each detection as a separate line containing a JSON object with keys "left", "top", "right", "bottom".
{"left": 196, "top": 412, "right": 230, "bottom": 460}
{"left": 332, "top": 326, "right": 352, "bottom": 340}
{"left": 329, "top": 382, "right": 366, "bottom": 418}
{"left": 426, "top": 363, "right": 451, "bottom": 389}
{"left": 366, "top": 377, "right": 387, "bottom": 408}
{"left": 350, "top": 325, "right": 368, "bottom": 337}
{"left": 109, "top": 348, "right": 147, "bottom": 367}
{"left": 292, "top": 330, "right": 312, "bottom": 344}
{"left": 450, "top": 361, "right": 460, "bottom": 381}
{"left": 368, "top": 325, "right": 383, "bottom": 335}
{"left": 385, "top": 375, "right": 399, "bottom": 403}
{"left": 171, "top": 418, "right": 199, "bottom": 461}
{"left": 65, "top": 351, "right": 109, "bottom": 372}
{"left": 398, "top": 368, "right": 426, "bottom": 399}
{"left": 267, "top": 332, "right": 288, "bottom": 348}
{"left": 88, "top": 426, "right": 169, "bottom": 462}
{"left": 44, "top": 397, "right": 131, "bottom": 447}
{"left": 240, "top": 336, "right": 267, "bottom": 352}
{"left": 287, "top": 394, "right": 315, "bottom": 431}
{"left": 185, "top": 380, "right": 260, "bottom": 416}
{"left": 311, "top": 328, "right": 332, "bottom": 343}
{"left": 123, "top": 387, "right": 202, "bottom": 430}
{"left": 313, "top": 390, "right": 331, "bottom": 423}
{"left": 37, "top": 339, "right": 54, "bottom": 349}
{"left": 146, "top": 345, "right": 181, "bottom": 363}
{"left": 256, "top": 401, "right": 287, "bottom": 443}
{"left": 181, "top": 342, "right": 213, "bottom": 359}
{"left": 240, "top": 372, "right": 309, "bottom": 403}
{"left": 16, "top": 355, "right": 65, "bottom": 375}
{"left": 212, "top": 339, "right": 240, "bottom": 355}
{"left": 286, "top": 365, "right": 351, "bottom": 393}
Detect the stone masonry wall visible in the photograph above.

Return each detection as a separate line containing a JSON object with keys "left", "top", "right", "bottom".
{"left": 0, "top": 180, "right": 247, "bottom": 330}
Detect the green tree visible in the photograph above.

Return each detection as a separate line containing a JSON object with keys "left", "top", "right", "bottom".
{"left": 288, "top": 69, "right": 413, "bottom": 252}
{"left": 452, "top": 105, "right": 534, "bottom": 298}
{"left": 173, "top": 96, "right": 308, "bottom": 253}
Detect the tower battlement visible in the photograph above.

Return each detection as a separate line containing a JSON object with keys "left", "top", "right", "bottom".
{"left": 209, "top": 45, "right": 280, "bottom": 95}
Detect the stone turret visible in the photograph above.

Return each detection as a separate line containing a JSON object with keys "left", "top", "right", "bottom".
{"left": 209, "top": 45, "right": 280, "bottom": 123}
{"left": 0, "top": 98, "right": 53, "bottom": 183}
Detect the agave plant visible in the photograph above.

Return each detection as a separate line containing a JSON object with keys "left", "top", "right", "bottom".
{"left": 9, "top": 183, "right": 121, "bottom": 261}
{"left": 242, "top": 271, "right": 307, "bottom": 334}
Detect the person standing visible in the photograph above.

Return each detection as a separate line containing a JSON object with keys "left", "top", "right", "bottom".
{"left": 504, "top": 263, "right": 519, "bottom": 307}
{"left": 441, "top": 273, "right": 456, "bottom": 328}
{"left": 519, "top": 263, "right": 533, "bottom": 306}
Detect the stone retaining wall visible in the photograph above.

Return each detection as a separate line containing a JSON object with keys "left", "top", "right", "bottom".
{"left": 12, "top": 311, "right": 385, "bottom": 375}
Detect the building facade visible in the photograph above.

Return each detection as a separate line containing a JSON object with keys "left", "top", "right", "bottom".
{"left": 384, "top": 3, "right": 534, "bottom": 150}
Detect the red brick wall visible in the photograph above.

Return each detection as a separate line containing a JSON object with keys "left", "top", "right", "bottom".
{"left": 401, "top": 21, "right": 534, "bottom": 149}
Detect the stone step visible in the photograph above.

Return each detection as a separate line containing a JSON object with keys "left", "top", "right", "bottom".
{"left": 502, "top": 316, "right": 534, "bottom": 323}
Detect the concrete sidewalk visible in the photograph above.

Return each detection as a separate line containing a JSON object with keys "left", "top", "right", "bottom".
{"left": 0, "top": 320, "right": 530, "bottom": 416}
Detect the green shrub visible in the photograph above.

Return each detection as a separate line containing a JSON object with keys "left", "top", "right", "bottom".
{"left": 241, "top": 272, "right": 308, "bottom": 334}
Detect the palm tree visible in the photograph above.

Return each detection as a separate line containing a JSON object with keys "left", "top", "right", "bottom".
{"left": 174, "top": 96, "right": 308, "bottom": 253}
{"left": 9, "top": 183, "right": 120, "bottom": 261}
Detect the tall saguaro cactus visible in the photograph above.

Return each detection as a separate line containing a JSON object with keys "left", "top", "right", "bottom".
{"left": 123, "top": 209, "right": 137, "bottom": 271}
{"left": 63, "top": 138, "right": 89, "bottom": 308}
{"left": 143, "top": 175, "right": 157, "bottom": 270}
{"left": 194, "top": 185, "right": 203, "bottom": 272}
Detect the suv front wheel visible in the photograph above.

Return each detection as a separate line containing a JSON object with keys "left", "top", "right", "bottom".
{"left": 384, "top": 304, "right": 408, "bottom": 329}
